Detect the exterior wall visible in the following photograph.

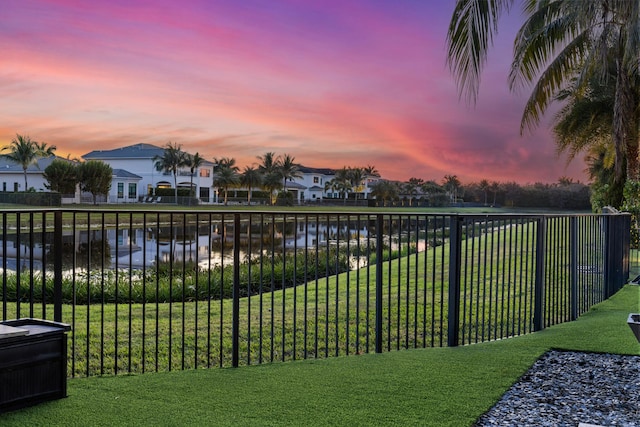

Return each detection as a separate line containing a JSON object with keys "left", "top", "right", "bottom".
{"left": 0, "top": 172, "right": 49, "bottom": 193}
{"left": 85, "top": 158, "right": 215, "bottom": 203}
{"left": 109, "top": 179, "right": 141, "bottom": 203}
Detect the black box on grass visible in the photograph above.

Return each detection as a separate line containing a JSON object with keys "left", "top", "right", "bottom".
{"left": 0, "top": 318, "right": 71, "bottom": 412}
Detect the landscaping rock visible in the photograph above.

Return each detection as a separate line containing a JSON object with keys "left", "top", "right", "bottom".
{"left": 474, "top": 350, "right": 640, "bottom": 427}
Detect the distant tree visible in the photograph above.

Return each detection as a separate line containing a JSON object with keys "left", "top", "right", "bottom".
{"left": 43, "top": 159, "right": 78, "bottom": 194}
{"left": 442, "top": 175, "right": 461, "bottom": 203}
{"left": 154, "top": 142, "right": 186, "bottom": 204}
{"left": 348, "top": 167, "right": 366, "bottom": 201}
{"left": 262, "top": 172, "right": 282, "bottom": 205}
{"left": 278, "top": 153, "right": 302, "bottom": 195}
{"left": 240, "top": 166, "right": 262, "bottom": 205}
{"left": 364, "top": 164, "right": 380, "bottom": 177}
{"left": 1, "top": 134, "right": 56, "bottom": 191}
{"left": 479, "top": 179, "right": 490, "bottom": 205}
{"left": 185, "top": 152, "right": 206, "bottom": 200}
{"left": 256, "top": 152, "right": 281, "bottom": 205}
{"left": 489, "top": 181, "right": 500, "bottom": 206}
{"left": 213, "top": 157, "right": 240, "bottom": 205}
{"left": 78, "top": 160, "right": 113, "bottom": 205}
{"left": 403, "top": 177, "right": 424, "bottom": 206}
{"left": 370, "top": 180, "right": 398, "bottom": 207}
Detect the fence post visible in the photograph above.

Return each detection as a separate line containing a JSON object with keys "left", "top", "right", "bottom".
{"left": 53, "top": 210, "right": 63, "bottom": 323}
{"left": 375, "top": 214, "right": 383, "bottom": 353}
{"left": 447, "top": 215, "right": 462, "bottom": 347}
{"left": 232, "top": 214, "right": 241, "bottom": 367}
{"left": 533, "top": 216, "right": 546, "bottom": 332}
{"left": 570, "top": 217, "right": 578, "bottom": 321}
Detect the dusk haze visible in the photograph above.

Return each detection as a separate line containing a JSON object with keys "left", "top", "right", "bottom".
{"left": 2, "top": 0, "right": 586, "bottom": 183}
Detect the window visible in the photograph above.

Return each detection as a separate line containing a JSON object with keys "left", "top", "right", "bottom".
{"left": 313, "top": 177, "right": 319, "bottom": 184}
{"left": 117, "top": 183, "right": 124, "bottom": 199}
{"left": 200, "top": 168, "right": 211, "bottom": 177}
{"left": 2, "top": 182, "right": 5, "bottom": 192}
{"left": 128, "top": 183, "right": 136, "bottom": 199}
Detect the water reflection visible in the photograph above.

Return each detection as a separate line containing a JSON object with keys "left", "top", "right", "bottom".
{"left": 0, "top": 219, "right": 389, "bottom": 273}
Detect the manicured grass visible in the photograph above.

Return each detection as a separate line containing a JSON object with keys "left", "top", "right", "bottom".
{"left": 1, "top": 285, "right": 637, "bottom": 427}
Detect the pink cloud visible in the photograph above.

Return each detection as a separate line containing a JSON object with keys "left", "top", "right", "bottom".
{"left": 0, "top": 1, "right": 588, "bottom": 185}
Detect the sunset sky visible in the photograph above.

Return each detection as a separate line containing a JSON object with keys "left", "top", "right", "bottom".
{"left": 1, "top": 0, "right": 587, "bottom": 184}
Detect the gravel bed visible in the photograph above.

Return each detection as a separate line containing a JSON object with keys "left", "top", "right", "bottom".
{"left": 474, "top": 350, "right": 640, "bottom": 427}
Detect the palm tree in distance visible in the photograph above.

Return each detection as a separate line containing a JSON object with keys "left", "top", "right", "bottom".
{"left": 1, "top": 134, "right": 56, "bottom": 191}
{"left": 153, "top": 142, "right": 186, "bottom": 204}
{"left": 364, "top": 164, "right": 380, "bottom": 177}
{"left": 185, "top": 152, "right": 206, "bottom": 202}
{"left": 213, "top": 157, "right": 240, "bottom": 205}
{"left": 240, "top": 166, "right": 262, "bottom": 205}
{"left": 278, "top": 154, "right": 302, "bottom": 198}
{"left": 447, "top": 0, "right": 640, "bottom": 185}
{"left": 443, "top": 175, "right": 461, "bottom": 203}
{"left": 257, "top": 152, "right": 281, "bottom": 205}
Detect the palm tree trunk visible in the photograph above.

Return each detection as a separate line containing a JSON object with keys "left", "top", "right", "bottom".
{"left": 173, "top": 173, "right": 178, "bottom": 204}
{"left": 23, "top": 168, "right": 28, "bottom": 191}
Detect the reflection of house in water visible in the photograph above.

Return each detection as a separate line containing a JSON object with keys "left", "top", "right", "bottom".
{"left": 1, "top": 219, "right": 377, "bottom": 273}
{"left": 284, "top": 221, "right": 369, "bottom": 249}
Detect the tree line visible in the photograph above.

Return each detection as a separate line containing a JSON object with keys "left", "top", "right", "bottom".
{"left": 369, "top": 175, "right": 591, "bottom": 210}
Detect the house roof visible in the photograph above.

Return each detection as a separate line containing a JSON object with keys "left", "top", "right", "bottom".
{"left": 82, "top": 143, "right": 216, "bottom": 166}
{"left": 298, "top": 165, "right": 336, "bottom": 175}
{"left": 112, "top": 169, "right": 142, "bottom": 180}
{"left": 0, "top": 155, "right": 68, "bottom": 173}
{"left": 83, "top": 143, "right": 165, "bottom": 160}
{"left": 284, "top": 181, "right": 307, "bottom": 190}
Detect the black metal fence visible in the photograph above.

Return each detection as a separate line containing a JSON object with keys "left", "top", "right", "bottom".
{"left": 0, "top": 209, "right": 631, "bottom": 377}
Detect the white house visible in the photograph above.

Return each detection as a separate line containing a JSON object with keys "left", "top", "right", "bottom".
{"left": 0, "top": 155, "right": 62, "bottom": 193}
{"left": 82, "top": 143, "right": 216, "bottom": 202}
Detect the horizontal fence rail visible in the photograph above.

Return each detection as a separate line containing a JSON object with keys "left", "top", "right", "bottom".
{"left": 0, "top": 209, "right": 632, "bottom": 377}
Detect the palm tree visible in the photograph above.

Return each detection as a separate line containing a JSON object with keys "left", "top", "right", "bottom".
{"left": 479, "top": 179, "right": 490, "bottom": 206}
{"left": 213, "top": 157, "right": 240, "bottom": 205}
{"left": 257, "top": 152, "right": 279, "bottom": 175}
{"left": 442, "top": 175, "right": 461, "bottom": 203}
{"left": 403, "top": 177, "right": 424, "bottom": 206}
{"left": 257, "top": 152, "right": 281, "bottom": 205}
{"left": 1, "top": 134, "right": 56, "bottom": 190}
{"left": 262, "top": 172, "right": 282, "bottom": 205}
{"left": 348, "top": 167, "right": 366, "bottom": 201}
{"left": 278, "top": 153, "right": 302, "bottom": 195}
{"left": 489, "top": 181, "right": 500, "bottom": 206}
{"left": 185, "top": 152, "right": 206, "bottom": 201}
{"left": 153, "top": 142, "right": 186, "bottom": 204}
{"left": 240, "top": 166, "right": 262, "bottom": 205}
{"left": 552, "top": 70, "right": 627, "bottom": 206}
{"left": 364, "top": 164, "right": 380, "bottom": 177}
{"left": 447, "top": 1, "right": 640, "bottom": 184}
{"left": 369, "top": 180, "right": 398, "bottom": 207}
{"left": 333, "top": 167, "right": 353, "bottom": 203}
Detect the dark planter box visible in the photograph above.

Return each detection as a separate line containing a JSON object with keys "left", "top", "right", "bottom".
{"left": 0, "top": 318, "right": 71, "bottom": 412}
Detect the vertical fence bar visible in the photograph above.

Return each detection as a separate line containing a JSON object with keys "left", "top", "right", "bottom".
{"left": 232, "top": 213, "right": 241, "bottom": 368}
{"left": 2, "top": 213, "right": 6, "bottom": 321}
{"left": 533, "top": 216, "right": 546, "bottom": 331}
{"left": 375, "top": 214, "right": 383, "bottom": 353}
{"left": 570, "top": 217, "right": 578, "bottom": 321}
{"left": 447, "top": 215, "right": 462, "bottom": 347}
{"left": 53, "top": 210, "right": 63, "bottom": 323}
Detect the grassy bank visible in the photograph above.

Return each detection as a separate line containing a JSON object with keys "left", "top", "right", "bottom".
{"left": 1, "top": 285, "right": 637, "bottom": 426}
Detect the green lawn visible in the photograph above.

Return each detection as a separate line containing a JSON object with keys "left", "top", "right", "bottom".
{"left": 2, "top": 285, "right": 637, "bottom": 427}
